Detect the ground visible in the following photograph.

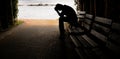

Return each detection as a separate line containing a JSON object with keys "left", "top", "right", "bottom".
{"left": 0, "top": 19, "right": 79, "bottom": 59}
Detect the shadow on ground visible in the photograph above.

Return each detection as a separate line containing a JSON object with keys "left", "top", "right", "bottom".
{"left": 0, "top": 20, "right": 79, "bottom": 59}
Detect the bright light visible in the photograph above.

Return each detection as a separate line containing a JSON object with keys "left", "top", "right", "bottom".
{"left": 18, "top": 0, "right": 76, "bottom": 19}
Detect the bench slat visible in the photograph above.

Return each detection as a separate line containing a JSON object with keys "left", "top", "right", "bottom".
{"left": 83, "top": 23, "right": 90, "bottom": 30}
{"left": 75, "top": 48, "right": 87, "bottom": 59}
{"left": 82, "top": 35, "right": 98, "bottom": 47}
{"left": 70, "top": 35, "right": 81, "bottom": 47}
{"left": 86, "top": 33, "right": 107, "bottom": 46}
{"left": 92, "top": 23, "right": 110, "bottom": 36}
{"left": 91, "top": 29, "right": 107, "bottom": 42}
{"left": 84, "top": 19, "right": 92, "bottom": 25}
{"left": 109, "top": 32, "right": 120, "bottom": 45}
{"left": 86, "top": 14, "right": 93, "bottom": 19}
{"left": 76, "top": 36, "right": 94, "bottom": 48}
{"left": 95, "top": 17, "right": 112, "bottom": 25}
{"left": 112, "top": 22, "right": 120, "bottom": 33}
{"left": 94, "top": 21, "right": 111, "bottom": 27}
{"left": 68, "top": 27, "right": 85, "bottom": 35}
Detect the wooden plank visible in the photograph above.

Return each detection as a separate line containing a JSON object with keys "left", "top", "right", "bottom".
{"left": 83, "top": 23, "right": 90, "bottom": 30}
{"left": 112, "top": 22, "right": 120, "bottom": 33}
{"left": 87, "top": 33, "right": 106, "bottom": 46}
{"left": 84, "top": 18, "right": 92, "bottom": 25}
{"left": 70, "top": 35, "right": 81, "bottom": 47}
{"left": 76, "top": 35, "right": 93, "bottom": 48}
{"left": 109, "top": 22, "right": 120, "bottom": 46}
{"left": 92, "top": 23, "right": 110, "bottom": 36}
{"left": 82, "top": 35, "right": 98, "bottom": 47}
{"left": 91, "top": 29, "right": 107, "bottom": 42}
{"left": 106, "top": 41, "right": 120, "bottom": 54}
{"left": 77, "top": 11, "right": 86, "bottom": 16}
{"left": 77, "top": 11, "right": 86, "bottom": 23}
{"left": 86, "top": 14, "right": 93, "bottom": 19}
{"left": 68, "top": 27, "right": 84, "bottom": 35}
{"left": 93, "top": 23, "right": 110, "bottom": 32}
{"left": 77, "top": 11, "right": 86, "bottom": 20}
{"left": 78, "top": 15, "right": 85, "bottom": 19}
{"left": 75, "top": 48, "right": 88, "bottom": 59}
{"left": 109, "top": 32, "right": 120, "bottom": 45}
{"left": 79, "top": 11, "right": 86, "bottom": 15}
{"left": 95, "top": 17, "right": 112, "bottom": 25}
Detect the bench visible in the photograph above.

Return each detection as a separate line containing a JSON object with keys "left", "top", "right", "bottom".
{"left": 106, "top": 20, "right": 120, "bottom": 56}
{"left": 64, "top": 12, "right": 115, "bottom": 59}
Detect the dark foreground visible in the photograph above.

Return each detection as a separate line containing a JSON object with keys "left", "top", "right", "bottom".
{"left": 0, "top": 20, "right": 79, "bottom": 59}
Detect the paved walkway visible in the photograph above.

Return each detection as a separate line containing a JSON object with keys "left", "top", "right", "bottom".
{"left": 0, "top": 20, "right": 79, "bottom": 59}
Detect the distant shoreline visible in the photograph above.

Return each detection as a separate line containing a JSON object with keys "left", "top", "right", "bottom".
{"left": 18, "top": 3, "right": 55, "bottom": 6}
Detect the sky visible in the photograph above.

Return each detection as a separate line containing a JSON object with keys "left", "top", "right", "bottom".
{"left": 19, "top": 0, "right": 75, "bottom": 6}
{"left": 18, "top": 0, "right": 76, "bottom": 19}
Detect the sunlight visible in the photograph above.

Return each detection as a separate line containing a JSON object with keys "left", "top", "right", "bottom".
{"left": 24, "top": 20, "right": 58, "bottom": 26}
{"left": 18, "top": 0, "right": 76, "bottom": 19}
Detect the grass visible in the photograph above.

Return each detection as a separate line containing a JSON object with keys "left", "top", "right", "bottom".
{"left": 0, "top": 20, "right": 24, "bottom": 32}
{"left": 14, "top": 20, "right": 24, "bottom": 25}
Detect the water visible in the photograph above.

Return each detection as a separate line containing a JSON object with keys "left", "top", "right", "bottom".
{"left": 18, "top": 0, "right": 76, "bottom": 20}
{"left": 18, "top": 6, "right": 59, "bottom": 19}
{"left": 19, "top": 0, "right": 75, "bottom": 5}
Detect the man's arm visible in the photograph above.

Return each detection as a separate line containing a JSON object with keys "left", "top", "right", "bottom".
{"left": 54, "top": 7, "right": 62, "bottom": 16}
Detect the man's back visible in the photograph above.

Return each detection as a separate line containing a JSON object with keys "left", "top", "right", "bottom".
{"left": 62, "top": 5, "right": 77, "bottom": 19}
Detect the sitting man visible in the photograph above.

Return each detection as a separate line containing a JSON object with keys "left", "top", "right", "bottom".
{"left": 54, "top": 3, "right": 79, "bottom": 39}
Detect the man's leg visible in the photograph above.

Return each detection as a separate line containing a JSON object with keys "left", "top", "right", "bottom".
{"left": 59, "top": 17, "right": 65, "bottom": 39}
{"left": 69, "top": 18, "right": 79, "bottom": 27}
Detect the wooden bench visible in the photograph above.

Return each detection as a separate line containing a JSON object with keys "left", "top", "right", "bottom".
{"left": 65, "top": 12, "right": 93, "bottom": 34}
{"left": 64, "top": 13, "right": 115, "bottom": 59}
{"left": 106, "top": 20, "right": 120, "bottom": 57}
{"left": 77, "top": 11, "right": 86, "bottom": 25}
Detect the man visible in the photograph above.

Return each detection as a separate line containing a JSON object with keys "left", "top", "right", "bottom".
{"left": 54, "top": 3, "right": 78, "bottom": 39}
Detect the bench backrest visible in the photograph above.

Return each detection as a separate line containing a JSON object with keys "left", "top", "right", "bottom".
{"left": 89, "top": 16, "right": 112, "bottom": 46}
{"left": 82, "top": 14, "right": 94, "bottom": 33}
{"left": 107, "top": 20, "right": 120, "bottom": 53}
{"left": 66, "top": 12, "right": 120, "bottom": 58}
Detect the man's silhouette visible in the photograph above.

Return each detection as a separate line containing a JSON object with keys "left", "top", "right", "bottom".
{"left": 54, "top": 3, "right": 78, "bottom": 39}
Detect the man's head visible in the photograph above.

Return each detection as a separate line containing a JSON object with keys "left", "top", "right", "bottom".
{"left": 55, "top": 3, "right": 63, "bottom": 10}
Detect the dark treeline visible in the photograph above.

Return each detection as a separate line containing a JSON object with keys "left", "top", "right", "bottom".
{"left": 0, "top": 0, "right": 18, "bottom": 30}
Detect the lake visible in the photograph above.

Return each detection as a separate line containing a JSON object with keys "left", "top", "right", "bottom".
{"left": 18, "top": 6, "right": 59, "bottom": 19}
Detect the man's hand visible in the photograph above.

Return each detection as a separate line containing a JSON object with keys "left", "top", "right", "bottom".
{"left": 54, "top": 6, "right": 63, "bottom": 17}
{"left": 56, "top": 10, "right": 62, "bottom": 16}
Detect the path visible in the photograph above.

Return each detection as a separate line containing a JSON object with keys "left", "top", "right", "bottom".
{"left": 0, "top": 20, "right": 79, "bottom": 59}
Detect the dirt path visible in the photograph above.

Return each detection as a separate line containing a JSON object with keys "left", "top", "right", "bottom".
{"left": 0, "top": 19, "right": 79, "bottom": 59}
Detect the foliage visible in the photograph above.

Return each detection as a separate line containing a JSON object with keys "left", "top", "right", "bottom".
{"left": 12, "top": 0, "right": 18, "bottom": 19}
{"left": 14, "top": 20, "right": 24, "bottom": 25}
